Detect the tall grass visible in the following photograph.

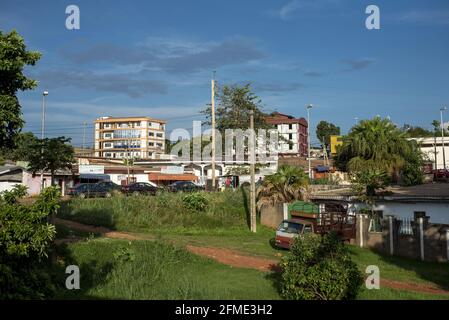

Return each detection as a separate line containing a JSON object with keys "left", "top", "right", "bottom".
{"left": 59, "top": 190, "right": 250, "bottom": 235}
{"left": 56, "top": 239, "right": 280, "bottom": 300}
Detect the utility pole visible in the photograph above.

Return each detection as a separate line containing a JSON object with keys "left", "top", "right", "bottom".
{"left": 440, "top": 107, "right": 447, "bottom": 171}
{"left": 82, "top": 121, "right": 87, "bottom": 152}
{"left": 306, "top": 104, "right": 313, "bottom": 179}
{"left": 249, "top": 110, "right": 257, "bottom": 233}
{"left": 211, "top": 72, "right": 216, "bottom": 191}
{"left": 126, "top": 139, "right": 130, "bottom": 185}
{"left": 40, "top": 91, "right": 48, "bottom": 191}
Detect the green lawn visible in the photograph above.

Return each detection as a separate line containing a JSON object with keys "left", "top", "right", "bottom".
{"left": 55, "top": 239, "right": 281, "bottom": 300}
{"left": 348, "top": 245, "right": 449, "bottom": 290}
{"left": 56, "top": 192, "right": 449, "bottom": 300}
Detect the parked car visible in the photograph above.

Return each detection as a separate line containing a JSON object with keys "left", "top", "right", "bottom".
{"left": 167, "top": 181, "right": 204, "bottom": 192}
{"left": 275, "top": 218, "right": 314, "bottom": 249}
{"left": 67, "top": 183, "right": 95, "bottom": 197}
{"left": 122, "top": 182, "right": 158, "bottom": 195}
{"left": 433, "top": 169, "right": 449, "bottom": 179}
{"left": 90, "top": 181, "right": 122, "bottom": 198}
{"left": 69, "top": 181, "right": 121, "bottom": 198}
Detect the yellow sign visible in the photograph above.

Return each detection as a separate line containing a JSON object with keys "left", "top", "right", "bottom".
{"left": 330, "top": 135, "right": 343, "bottom": 155}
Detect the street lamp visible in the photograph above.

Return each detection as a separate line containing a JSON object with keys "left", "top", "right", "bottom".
{"left": 306, "top": 104, "right": 313, "bottom": 179}
{"left": 40, "top": 91, "right": 48, "bottom": 191}
{"left": 440, "top": 106, "right": 447, "bottom": 171}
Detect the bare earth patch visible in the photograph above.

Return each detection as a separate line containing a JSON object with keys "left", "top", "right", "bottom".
{"left": 186, "top": 245, "right": 281, "bottom": 272}
{"left": 54, "top": 218, "right": 143, "bottom": 241}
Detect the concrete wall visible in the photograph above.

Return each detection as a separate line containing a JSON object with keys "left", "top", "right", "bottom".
{"left": 356, "top": 215, "right": 449, "bottom": 262}
{"left": 0, "top": 181, "right": 23, "bottom": 193}
{"left": 260, "top": 203, "right": 285, "bottom": 229}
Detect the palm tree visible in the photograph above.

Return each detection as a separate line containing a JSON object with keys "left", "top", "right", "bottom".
{"left": 336, "top": 116, "right": 416, "bottom": 180}
{"left": 256, "top": 165, "right": 309, "bottom": 209}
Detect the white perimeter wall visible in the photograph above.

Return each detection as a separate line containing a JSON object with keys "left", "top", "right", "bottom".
{"left": 348, "top": 201, "right": 449, "bottom": 224}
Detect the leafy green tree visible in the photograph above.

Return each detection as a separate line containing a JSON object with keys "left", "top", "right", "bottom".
{"left": 316, "top": 120, "right": 340, "bottom": 149}
{"left": 401, "top": 124, "right": 433, "bottom": 138}
{"left": 0, "top": 30, "right": 41, "bottom": 150}
{"left": 351, "top": 168, "right": 390, "bottom": 197}
{"left": 0, "top": 185, "right": 59, "bottom": 299}
{"left": 26, "top": 136, "right": 75, "bottom": 185}
{"left": 280, "top": 232, "right": 363, "bottom": 300}
{"left": 0, "top": 131, "right": 38, "bottom": 161}
{"left": 335, "top": 116, "right": 423, "bottom": 184}
{"left": 256, "top": 165, "right": 309, "bottom": 209}
{"left": 201, "top": 83, "right": 270, "bottom": 132}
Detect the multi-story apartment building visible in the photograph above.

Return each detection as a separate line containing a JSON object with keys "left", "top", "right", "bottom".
{"left": 265, "top": 112, "right": 308, "bottom": 157}
{"left": 94, "top": 116, "right": 166, "bottom": 159}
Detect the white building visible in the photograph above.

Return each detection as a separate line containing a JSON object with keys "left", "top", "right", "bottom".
{"left": 94, "top": 116, "right": 166, "bottom": 160}
{"left": 265, "top": 112, "right": 308, "bottom": 157}
{"left": 411, "top": 137, "right": 449, "bottom": 170}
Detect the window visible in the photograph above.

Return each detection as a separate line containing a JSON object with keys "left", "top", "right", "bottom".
{"left": 104, "top": 123, "right": 111, "bottom": 128}
{"left": 104, "top": 133, "right": 112, "bottom": 138}
{"left": 156, "top": 143, "right": 163, "bottom": 147}
{"left": 148, "top": 152, "right": 153, "bottom": 157}
{"left": 104, "top": 143, "right": 112, "bottom": 148}
{"left": 414, "top": 211, "right": 426, "bottom": 220}
{"left": 149, "top": 132, "right": 154, "bottom": 137}
{"left": 303, "top": 225, "right": 313, "bottom": 233}
{"left": 289, "top": 124, "right": 292, "bottom": 130}
{"left": 149, "top": 142, "right": 154, "bottom": 146}
{"left": 289, "top": 144, "right": 293, "bottom": 150}
{"left": 156, "top": 133, "right": 163, "bottom": 138}
{"left": 289, "top": 133, "right": 293, "bottom": 140}
{"left": 278, "top": 221, "right": 304, "bottom": 234}
{"left": 369, "top": 211, "right": 383, "bottom": 232}
{"left": 105, "top": 153, "right": 111, "bottom": 157}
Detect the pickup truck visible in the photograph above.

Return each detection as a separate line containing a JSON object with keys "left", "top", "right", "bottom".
{"left": 275, "top": 218, "right": 315, "bottom": 249}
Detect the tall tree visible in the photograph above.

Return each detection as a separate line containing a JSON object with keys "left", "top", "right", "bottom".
{"left": 26, "top": 137, "right": 75, "bottom": 185}
{"left": 201, "top": 83, "right": 270, "bottom": 132}
{"left": 316, "top": 121, "right": 340, "bottom": 149}
{"left": 335, "top": 116, "right": 423, "bottom": 185}
{"left": 1, "top": 131, "right": 38, "bottom": 161}
{"left": 401, "top": 124, "right": 433, "bottom": 138}
{"left": 0, "top": 30, "right": 41, "bottom": 150}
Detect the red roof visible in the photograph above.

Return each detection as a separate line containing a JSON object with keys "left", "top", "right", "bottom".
{"left": 265, "top": 112, "right": 308, "bottom": 126}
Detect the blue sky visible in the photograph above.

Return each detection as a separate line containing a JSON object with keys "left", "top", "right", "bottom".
{"left": 1, "top": 0, "right": 449, "bottom": 147}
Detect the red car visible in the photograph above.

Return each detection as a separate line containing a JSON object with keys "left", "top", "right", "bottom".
{"left": 433, "top": 169, "right": 449, "bottom": 179}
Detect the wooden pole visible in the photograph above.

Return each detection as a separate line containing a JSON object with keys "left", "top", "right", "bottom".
{"left": 211, "top": 75, "right": 216, "bottom": 190}
{"left": 250, "top": 110, "right": 257, "bottom": 233}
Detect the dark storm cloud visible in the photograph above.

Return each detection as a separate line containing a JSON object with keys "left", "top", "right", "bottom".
{"left": 60, "top": 37, "right": 266, "bottom": 74}
{"left": 36, "top": 70, "right": 167, "bottom": 98}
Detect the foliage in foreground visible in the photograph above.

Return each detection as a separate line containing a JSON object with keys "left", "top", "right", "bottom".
{"left": 0, "top": 29, "right": 41, "bottom": 150}
{"left": 0, "top": 185, "right": 60, "bottom": 299}
{"left": 56, "top": 239, "right": 280, "bottom": 300}
{"left": 280, "top": 232, "right": 363, "bottom": 300}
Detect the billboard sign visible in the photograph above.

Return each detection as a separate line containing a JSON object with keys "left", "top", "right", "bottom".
{"left": 79, "top": 165, "right": 105, "bottom": 174}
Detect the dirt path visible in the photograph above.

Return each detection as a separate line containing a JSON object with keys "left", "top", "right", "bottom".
{"left": 55, "top": 218, "right": 449, "bottom": 297}
{"left": 380, "top": 278, "right": 449, "bottom": 296}
{"left": 186, "top": 245, "right": 281, "bottom": 272}
{"left": 54, "top": 218, "right": 144, "bottom": 241}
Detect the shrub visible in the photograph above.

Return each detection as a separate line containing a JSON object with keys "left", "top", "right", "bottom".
{"left": 0, "top": 186, "right": 60, "bottom": 299}
{"left": 182, "top": 193, "right": 209, "bottom": 212}
{"left": 280, "top": 232, "right": 363, "bottom": 300}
